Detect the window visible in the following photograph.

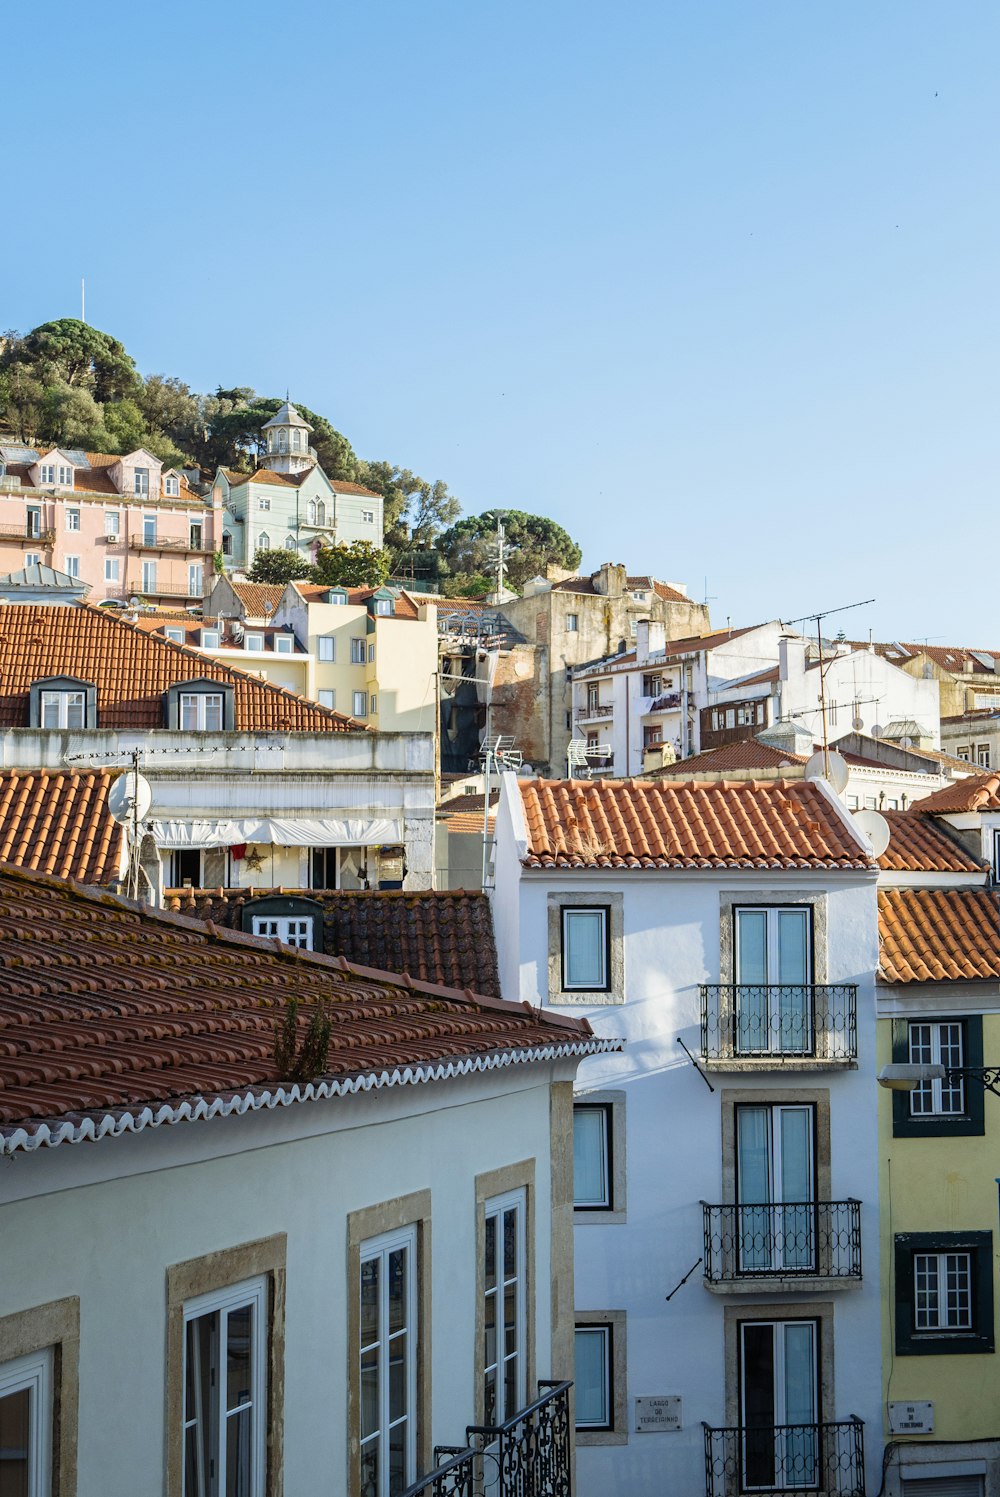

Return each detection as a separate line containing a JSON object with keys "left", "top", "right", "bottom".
{"left": 277, "top": 430, "right": 287, "bottom": 452}
{"left": 586, "top": 684, "right": 599, "bottom": 714}
{"left": 258, "top": 497, "right": 271, "bottom": 511}
{"left": 359, "top": 1226, "right": 418, "bottom": 1496}
{"left": 142, "top": 560, "right": 157, "bottom": 593}
{"left": 632, "top": 589, "right": 647, "bottom": 601}
{"left": 374, "top": 598, "right": 393, "bottom": 616}
{"left": 182, "top": 1276, "right": 268, "bottom": 1497}
{"left": 200, "top": 629, "right": 220, "bottom": 649}
{"left": 895, "top": 1232, "right": 994, "bottom": 1354}
{"left": 165, "top": 627, "right": 185, "bottom": 643}
{"left": 251, "top": 916, "right": 312, "bottom": 949}
{"left": 257, "top": 533, "right": 270, "bottom": 552}
{"left": 57, "top": 465, "right": 72, "bottom": 485}
{"left": 362, "top": 508, "right": 375, "bottom": 524}
{"left": 104, "top": 510, "right": 120, "bottom": 537}
{"left": 353, "top": 691, "right": 368, "bottom": 718}
{"left": 327, "top": 589, "right": 347, "bottom": 606}
{"left": 561, "top": 907, "right": 609, "bottom": 991}
{"left": 483, "top": 1189, "right": 526, "bottom": 1425}
{"left": 141, "top": 513, "right": 156, "bottom": 545}
{"left": 283, "top": 536, "right": 296, "bottom": 551}
{"left": 733, "top": 906, "right": 812, "bottom": 1055}
{"left": 369, "top": 694, "right": 378, "bottom": 715}
{"left": 351, "top": 637, "right": 367, "bottom": 665}
{"left": 188, "top": 564, "right": 203, "bottom": 596}
{"left": 993, "top": 829, "right": 1000, "bottom": 883}
{"left": 40, "top": 464, "right": 55, "bottom": 483}
{"left": 40, "top": 690, "right": 86, "bottom": 729}
{"left": 64, "top": 555, "right": 80, "bottom": 579}
{"left": 180, "top": 692, "right": 224, "bottom": 730}
{"left": 245, "top": 633, "right": 265, "bottom": 652}
{"left": 575, "top": 1325, "right": 612, "bottom": 1430}
{"left": 222, "top": 532, "right": 233, "bottom": 556}
{"left": 24, "top": 553, "right": 40, "bottom": 567}
{"left": 739, "top": 1319, "right": 820, "bottom": 1489}
{"left": 643, "top": 725, "right": 662, "bottom": 748}
{"left": 291, "top": 430, "right": 301, "bottom": 451}
{"left": 274, "top": 634, "right": 294, "bottom": 654}
{"left": 977, "top": 745, "right": 991, "bottom": 768}
{"left": 105, "top": 557, "right": 120, "bottom": 582}
{"left": 314, "top": 499, "right": 325, "bottom": 525}
{"left": 566, "top": 614, "right": 579, "bottom": 632}
{"left": 319, "top": 690, "right": 336, "bottom": 709}
{"left": 133, "top": 468, "right": 149, "bottom": 496}
{"left": 573, "top": 1103, "right": 613, "bottom": 1210}
{"left": 0, "top": 1348, "right": 52, "bottom": 1497}
{"left": 642, "top": 673, "right": 661, "bottom": 697}
{"left": 165, "top": 475, "right": 180, "bottom": 496}
{"left": 170, "top": 849, "right": 202, "bottom": 887}
{"left": 65, "top": 508, "right": 80, "bottom": 531}
{"left": 958, "top": 747, "right": 971, "bottom": 762}
{"left": 864, "top": 795, "right": 878, "bottom": 809}
{"left": 318, "top": 636, "right": 335, "bottom": 662}
{"left": 735, "top": 1104, "right": 816, "bottom": 1272}
{"left": 311, "top": 847, "right": 339, "bottom": 889}
{"left": 189, "top": 524, "right": 202, "bottom": 549}
{"left": 26, "top": 507, "right": 41, "bottom": 538}
{"left": 892, "top": 1017, "right": 984, "bottom": 1137}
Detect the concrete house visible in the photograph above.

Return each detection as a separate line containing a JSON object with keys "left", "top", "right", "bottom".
{"left": 0, "top": 863, "right": 618, "bottom": 1496}
{"left": 491, "top": 772, "right": 884, "bottom": 1497}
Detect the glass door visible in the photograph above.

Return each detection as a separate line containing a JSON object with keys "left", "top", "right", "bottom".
{"left": 740, "top": 1320, "right": 818, "bottom": 1490}
{"left": 737, "top": 1106, "right": 815, "bottom": 1273}
{"left": 735, "top": 908, "right": 812, "bottom": 1054}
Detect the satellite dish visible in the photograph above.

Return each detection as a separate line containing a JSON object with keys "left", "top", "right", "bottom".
{"left": 853, "top": 808, "right": 891, "bottom": 858}
{"left": 231, "top": 620, "right": 245, "bottom": 641}
{"left": 107, "top": 771, "right": 153, "bottom": 826}
{"left": 263, "top": 601, "right": 274, "bottom": 614}
{"left": 900, "top": 735, "right": 914, "bottom": 750}
{"left": 871, "top": 724, "right": 884, "bottom": 740}
{"left": 851, "top": 716, "right": 865, "bottom": 731}
{"left": 804, "top": 750, "right": 849, "bottom": 795}
{"left": 129, "top": 596, "right": 141, "bottom": 609}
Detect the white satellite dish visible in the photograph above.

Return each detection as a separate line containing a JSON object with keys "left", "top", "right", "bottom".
{"left": 871, "top": 723, "right": 884, "bottom": 740}
{"left": 804, "top": 750, "right": 849, "bottom": 795}
{"left": 900, "top": 735, "right": 914, "bottom": 750}
{"left": 107, "top": 771, "right": 153, "bottom": 826}
{"left": 128, "top": 596, "right": 141, "bottom": 609}
{"left": 851, "top": 715, "right": 865, "bottom": 731}
{"left": 853, "top": 808, "right": 891, "bottom": 858}
{"left": 264, "top": 601, "right": 274, "bottom": 615}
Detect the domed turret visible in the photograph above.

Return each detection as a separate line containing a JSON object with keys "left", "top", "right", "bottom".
{"left": 261, "top": 401, "right": 314, "bottom": 473}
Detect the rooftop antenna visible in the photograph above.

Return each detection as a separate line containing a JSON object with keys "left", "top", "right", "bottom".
{"left": 479, "top": 733, "right": 521, "bottom": 889}
{"left": 780, "top": 599, "right": 875, "bottom": 779}
{"left": 484, "top": 512, "right": 510, "bottom": 600}
{"left": 81, "top": 277, "right": 86, "bottom": 323}
{"left": 703, "top": 576, "right": 718, "bottom": 610}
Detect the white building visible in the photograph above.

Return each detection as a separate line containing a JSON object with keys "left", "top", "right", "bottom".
{"left": 491, "top": 772, "right": 884, "bottom": 1497}
{"left": 0, "top": 864, "right": 617, "bottom": 1495}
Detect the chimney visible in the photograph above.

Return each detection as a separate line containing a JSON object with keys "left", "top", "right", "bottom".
{"left": 779, "top": 635, "right": 807, "bottom": 683}
{"left": 637, "top": 619, "right": 666, "bottom": 665}
{"left": 594, "top": 562, "right": 628, "bottom": 597}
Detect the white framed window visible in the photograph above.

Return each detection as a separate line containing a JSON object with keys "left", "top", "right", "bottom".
{"left": 274, "top": 634, "right": 294, "bottom": 654}
{"left": 222, "top": 533, "right": 233, "bottom": 556}
{"left": 40, "top": 464, "right": 55, "bottom": 484}
{"left": 566, "top": 613, "right": 579, "bottom": 632}
{"left": 307, "top": 498, "right": 317, "bottom": 524}
{"left": 369, "top": 694, "right": 378, "bottom": 715}
{"left": 164, "top": 627, "right": 185, "bottom": 643}
{"left": 105, "top": 557, "right": 120, "bottom": 582}
{"left": 258, "top": 497, "right": 271, "bottom": 511}
{"left": 561, "top": 906, "right": 609, "bottom": 991}
{"left": 327, "top": 589, "right": 347, "bottom": 606}
{"left": 64, "top": 555, "right": 80, "bottom": 579}
{"left": 291, "top": 430, "right": 301, "bottom": 451}
{"left": 40, "top": 689, "right": 85, "bottom": 728}
{"left": 26, "top": 507, "right": 41, "bottom": 538}
{"left": 318, "top": 636, "right": 335, "bottom": 662}
{"left": 24, "top": 553, "right": 40, "bottom": 567}
{"left": 283, "top": 535, "right": 296, "bottom": 551}
{"left": 133, "top": 467, "right": 149, "bottom": 496}
{"left": 362, "top": 508, "right": 375, "bottom": 524}
{"left": 739, "top": 1319, "right": 819, "bottom": 1490}
{"left": 733, "top": 905, "right": 812, "bottom": 1055}
{"left": 104, "top": 510, "right": 120, "bottom": 537}
{"left": 251, "top": 916, "right": 312, "bottom": 949}
{"left": 65, "top": 507, "right": 80, "bottom": 531}
{"left": 374, "top": 598, "right": 393, "bottom": 616}
{"left": 200, "top": 629, "right": 220, "bottom": 649}
{"left": 245, "top": 633, "right": 265, "bottom": 653}
{"left": 360, "top": 1224, "right": 418, "bottom": 1496}
{"left": 574, "top": 1325, "right": 612, "bottom": 1430}
{"left": 57, "top": 465, "right": 73, "bottom": 485}
{"left": 319, "top": 689, "right": 336, "bottom": 709}
{"left": 353, "top": 690, "right": 368, "bottom": 718}
{"left": 257, "top": 532, "right": 271, "bottom": 551}
{"left": 351, "top": 637, "right": 367, "bottom": 664}
{"left": 977, "top": 744, "right": 991, "bottom": 768}
{"left": 0, "top": 1347, "right": 52, "bottom": 1497}
{"left": 483, "top": 1188, "right": 526, "bottom": 1425}
{"left": 914, "top": 1252, "right": 972, "bottom": 1330}
{"left": 180, "top": 692, "right": 224, "bottom": 731}
{"left": 142, "top": 560, "right": 157, "bottom": 593}
{"left": 183, "top": 1275, "right": 268, "bottom": 1497}
{"left": 165, "top": 475, "right": 180, "bottom": 496}
{"left": 573, "top": 1103, "right": 612, "bottom": 1209}
{"left": 736, "top": 1103, "right": 816, "bottom": 1272}
{"left": 632, "top": 589, "right": 647, "bottom": 601}
{"left": 188, "top": 563, "right": 203, "bottom": 596}
{"left": 909, "top": 1022, "right": 965, "bottom": 1116}
{"left": 142, "top": 514, "right": 157, "bottom": 545}
{"left": 958, "top": 747, "right": 971, "bottom": 762}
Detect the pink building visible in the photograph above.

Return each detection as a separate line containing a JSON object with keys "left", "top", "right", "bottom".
{"left": 0, "top": 443, "right": 222, "bottom": 604}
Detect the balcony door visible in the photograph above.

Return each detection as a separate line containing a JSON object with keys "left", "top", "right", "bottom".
{"left": 737, "top": 1105, "right": 815, "bottom": 1273}
{"left": 740, "top": 1319, "right": 819, "bottom": 1490}
{"left": 735, "top": 907, "right": 812, "bottom": 1054}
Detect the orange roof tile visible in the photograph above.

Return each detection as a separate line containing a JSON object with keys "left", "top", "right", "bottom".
{"left": 878, "top": 811, "right": 986, "bottom": 873}
{"left": 653, "top": 742, "right": 806, "bottom": 776}
{"left": 878, "top": 888, "right": 1000, "bottom": 983}
{"left": 912, "top": 772, "right": 1000, "bottom": 815}
{"left": 519, "top": 777, "right": 872, "bottom": 869}
{"left": 0, "top": 770, "right": 123, "bottom": 883}
{"left": 229, "top": 582, "right": 286, "bottom": 617}
{"left": 0, "top": 604, "right": 363, "bottom": 732}
{"left": 0, "top": 866, "right": 612, "bottom": 1152}
{"left": 330, "top": 480, "right": 380, "bottom": 497}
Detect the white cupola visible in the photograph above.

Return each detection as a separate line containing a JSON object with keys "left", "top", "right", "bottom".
{"left": 261, "top": 401, "right": 314, "bottom": 473}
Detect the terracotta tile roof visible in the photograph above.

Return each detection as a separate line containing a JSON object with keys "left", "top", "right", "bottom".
{"left": 229, "top": 582, "right": 286, "bottom": 617}
{"left": 0, "top": 867, "right": 610, "bottom": 1152}
{"left": 913, "top": 773, "right": 1000, "bottom": 815}
{"left": 219, "top": 468, "right": 249, "bottom": 484}
{"left": 164, "top": 887, "right": 500, "bottom": 996}
{"left": 246, "top": 469, "right": 295, "bottom": 487}
{"left": 735, "top": 665, "right": 781, "bottom": 688}
{"left": 878, "top": 888, "right": 1000, "bottom": 983}
{"left": 437, "top": 790, "right": 499, "bottom": 837}
{"left": 654, "top": 742, "right": 806, "bottom": 776}
{"left": 575, "top": 625, "right": 766, "bottom": 676}
{"left": 0, "top": 604, "right": 363, "bottom": 732}
{"left": 0, "top": 770, "right": 123, "bottom": 882}
{"left": 519, "top": 777, "right": 873, "bottom": 870}
{"left": 290, "top": 584, "right": 420, "bottom": 621}
{"left": 330, "top": 480, "right": 380, "bottom": 498}
{"left": 72, "top": 467, "right": 118, "bottom": 495}
{"left": 877, "top": 811, "right": 986, "bottom": 873}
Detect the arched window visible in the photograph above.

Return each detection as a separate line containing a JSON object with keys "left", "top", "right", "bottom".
{"left": 307, "top": 499, "right": 317, "bottom": 525}
{"left": 284, "top": 535, "right": 296, "bottom": 551}
{"left": 292, "top": 430, "right": 301, "bottom": 450}
{"left": 315, "top": 499, "right": 326, "bottom": 526}
{"left": 258, "top": 532, "right": 271, "bottom": 551}
{"left": 277, "top": 430, "right": 287, "bottom": 452}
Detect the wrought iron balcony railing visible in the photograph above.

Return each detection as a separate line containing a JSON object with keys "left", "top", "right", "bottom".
{"left": 702, "top": 1201, "right": 862, "bottom": 1283}
{"left": 703, "top": 1419, "right": 865, "bottom": 1497}
{"left": 399, "top": 1380, "right": 572, "bottom": 1497}
{"left": 700, "top": 984, "right": 857, "bottom": 1064}
{"left": 0, "top": 525, "right": 56, "bottom": 545}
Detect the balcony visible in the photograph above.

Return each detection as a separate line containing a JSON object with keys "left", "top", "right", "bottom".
{"left": 577, "top": 702, "right": 613, "bottom": 722}
{"left": 700, "top": 985, "right": 858, "bottom": 1069}
{"left": 129, "top": 536, "right": 215, "bottom": 555}
{"left": 126, "top": 579, "right": 201, "bottom": 600}
{"left": 0, "top": 525, "right": 55, "bottom": 546}
{"left": 703, "top": 1419, "right": 865, "bottom": 1497}
{"left": 702, "top": 1201, "right": 862, "bottom": 1291}
{"left": 400, "top": 1380, "right": 571, "bottom": 1497}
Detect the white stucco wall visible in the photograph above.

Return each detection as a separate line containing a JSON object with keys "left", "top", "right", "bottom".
{"left": 0, "top": 1064, "right": 569, "bottom": 1495}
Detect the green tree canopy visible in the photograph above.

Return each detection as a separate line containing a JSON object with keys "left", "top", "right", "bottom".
{"left": 205, "top": 396, "right": 357, "bottom": 479}
{"left": 7, "top": 319, "right": 140, "bottom": 403}
{"left": 246, "top": 549, "right": 314, "bottom": 584}
{"left": 436, "top": 509, "right": 582, "bottom": 592}
{"left": 357, "top": 461, "right": 461, "bottom": 555}
{"left": 313, "top": 541, "right": 390, "bottom": 588}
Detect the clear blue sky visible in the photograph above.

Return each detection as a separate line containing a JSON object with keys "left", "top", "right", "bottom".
{"left": 4, "top": 1, "right": 997, "bottom": 643}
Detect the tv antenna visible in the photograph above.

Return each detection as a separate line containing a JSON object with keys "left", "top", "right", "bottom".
{"left": 484, "top": 513, "right": 511, "bottom": 600}
{"left": 479, "top": 733, "right": 521, "bottom": 888}
{"left": 781, "top": 599, "right": 875, "bottom": 779}
{"left": 104, "top": 747, "right": 154, "bottom": 900}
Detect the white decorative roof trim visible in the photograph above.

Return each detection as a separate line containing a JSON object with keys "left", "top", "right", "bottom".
{"left": 1, "top": 1039, "right": 620, "bottom": 1155}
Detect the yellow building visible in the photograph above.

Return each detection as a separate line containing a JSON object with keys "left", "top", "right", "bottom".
{"left": 876, "top": 789, "right": 1000, "bottom": 1495}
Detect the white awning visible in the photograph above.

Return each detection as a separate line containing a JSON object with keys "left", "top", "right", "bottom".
{"left": 150, "top": 817, "right": 402, "bottom": 849}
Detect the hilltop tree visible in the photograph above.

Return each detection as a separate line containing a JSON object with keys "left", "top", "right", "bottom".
{"left": 4, "top": 319, "right": 140, "bottom": 403}
{"left": 247, "top": 549, "right": 314, "bottom": 584}
{"left": 357, "top": 461, "right": 461, "bottom": 555}
{"left": 205, "top": 396, "right": 357, "bottom": 479}
{"left": 436, "top": 509, "right": 582, "bottom": 591}
{"left": 313, "top": 541, "right": 390, "bottom": 588}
